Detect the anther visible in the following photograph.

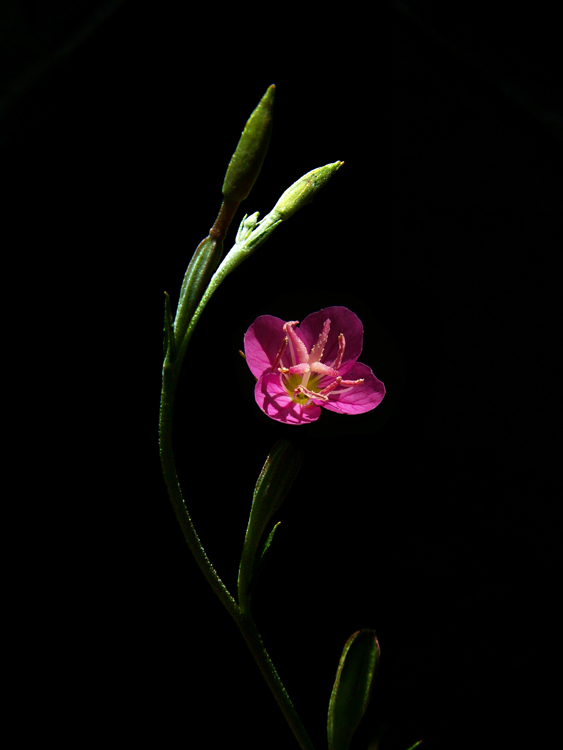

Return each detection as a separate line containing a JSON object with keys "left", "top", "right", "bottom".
{"left": 340, "top": 378, "right": 364, "bottom": 387}
{"left": 332, "top": 333, "right": 345, "bottom": 370}
{"left": 318, "top": 377, "right": 342, "bottom": 397}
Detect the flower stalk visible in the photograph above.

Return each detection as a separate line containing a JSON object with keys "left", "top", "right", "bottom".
{"left": 159, "top": 363, "right": 315, "bottom": 749}
{"left": 159, "top": 86, "right": 347, "bottom": 749}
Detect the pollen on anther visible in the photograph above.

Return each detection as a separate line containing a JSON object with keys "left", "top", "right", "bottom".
{"left": 332, "top": 333, "right": 346, "bottom": 371}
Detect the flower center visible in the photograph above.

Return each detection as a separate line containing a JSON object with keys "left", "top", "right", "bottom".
{"left": 272, "top": 318, "right": 363, "bottom": 408}
{"left": 284, "top": 372, "right": 321, "bottom": 403}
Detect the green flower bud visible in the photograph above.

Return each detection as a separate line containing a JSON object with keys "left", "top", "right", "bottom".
{"left": 174, "top": 235, "right": 224, "bottom": 348}
{"left": 222, "top": 85, "right": 275, "bottom": 204}
{"left": 272, "top": 160, "right": 343, "bottom": 220}
{"left": 235, "top": 212, "right": 260, "bottom": 245}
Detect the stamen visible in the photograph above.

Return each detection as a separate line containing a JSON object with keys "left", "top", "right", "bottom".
{"left": 332, "top": 333, "right": 345, "bottom": 370}
{"left": 295, "top": 384, "right": 328, "bottom": 401}
{"left": 340, "top": 378, "right": 364, "bottom": 387}
{"left": 324, "top": 378, "right": 365, "bottom": 398}
{"left": 272, "top": 336, "right": 288, "bottom": 371}
{"left": 318, "top": 377, "right": 342, "bottom": 397}
{"left": 309, "top": 318, "right": 331, "bottom": 363}
{"left": 284, "top": 321, "right": 309, "bottom": 364}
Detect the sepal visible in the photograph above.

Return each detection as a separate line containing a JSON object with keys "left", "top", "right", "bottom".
{"left": 327, "top": 629, "right": 380, "bottom": 750}
{"left": 237, "top": 440, "right": 303, "bottom": 613}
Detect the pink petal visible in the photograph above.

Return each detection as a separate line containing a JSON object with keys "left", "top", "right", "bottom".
{"left": 321, "top": 362, "right": 385, "bottom": 415}
{"left": 298, "top": 306, "right": 364, "bottom": 376}
{"left": 244, "top": 315, "right": 286, "bottom": 380}
{"left": 255, "top": 372, "right": 322, "bottom": 425}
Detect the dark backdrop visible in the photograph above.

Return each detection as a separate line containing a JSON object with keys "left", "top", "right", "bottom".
{"left": 3, "top": 2, "right": 560, "bottom": 748}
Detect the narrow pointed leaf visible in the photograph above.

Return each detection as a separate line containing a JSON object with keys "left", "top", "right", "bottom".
{"left": 259, "top": 521, "right": 281, "bottom": 563}
{"left": 237, "top": 440, "right": 302, "bottom": 612}
{"left": 243, "top": 521, "right": 282, "bottom": 600}
{"left": 327, "top": 630, "right": 380, "bottom": 750}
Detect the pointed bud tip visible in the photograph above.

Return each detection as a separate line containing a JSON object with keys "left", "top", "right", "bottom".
{"left": 273, "top": 160, "right": 344, "bottom": 220}
{"left": 222, "top": 86, "right": 276, "bottom": 204}
{"left": 258, "top": 84, "right": 275, "bottom": 110}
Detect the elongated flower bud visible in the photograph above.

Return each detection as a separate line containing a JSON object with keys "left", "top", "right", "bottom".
{"left": 222, "top": 85, "right": 275, "bottom": 204}
{"left": 272, "top": 160, "right": 343, "bottom": 220}
{"left": 173, "top": 234, "right": 223, "bottom": 346}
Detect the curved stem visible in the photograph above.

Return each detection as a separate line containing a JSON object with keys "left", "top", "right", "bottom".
{"left": 239, "top": 613, "right": 316, "bottom": 750}
{"left": 159, "top": 361, "right": 315, "bottom": 750}
{"left": 158, "top": 362, "right": 239, "bottom": 620}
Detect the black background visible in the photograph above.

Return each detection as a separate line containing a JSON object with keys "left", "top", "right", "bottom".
{"left": 3, "top": 2, "right": 560, "bottom": 748}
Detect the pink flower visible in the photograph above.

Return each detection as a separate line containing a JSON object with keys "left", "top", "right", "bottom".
{"left": 244, "top": 306, "right": 385, "bottom": 425}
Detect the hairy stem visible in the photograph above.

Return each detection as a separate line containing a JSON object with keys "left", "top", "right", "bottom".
{"left": 159, "top": 361, "right": 315, "bottom": 749}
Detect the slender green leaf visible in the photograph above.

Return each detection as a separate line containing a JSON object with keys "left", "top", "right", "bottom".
{"left": 237, "top": 440, "right": 303, "bottom": 612}
{"left": 259, "top": 521, "right": 281, "bottom": 563}
{"left": 327, "top": 629, "right": 380, "bottom": 750}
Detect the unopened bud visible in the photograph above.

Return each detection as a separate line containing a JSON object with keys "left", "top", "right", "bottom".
{"left": 272, "top": 161, "right": 343, "bottom": 220}
{"left": 174, "top": 235, "right": 224, "bottom": 346}
{"left": 222, "top": 85, "right": 275, "bottom": 204}
{"left": 236, "top": 212, "right": 261, "bottom": 244}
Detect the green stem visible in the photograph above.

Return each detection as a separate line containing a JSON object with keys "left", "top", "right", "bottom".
{"left": 239, "top": 612, "right": 316, "bottom": 750}
{"left": 158, "top": 362, "right": 238, "bottom": 619}
{"left": 159, "top": 358, "right": 315, "bottom": 750}
{"left": 210, "top": 196, "right": 240, "bottom": 240}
